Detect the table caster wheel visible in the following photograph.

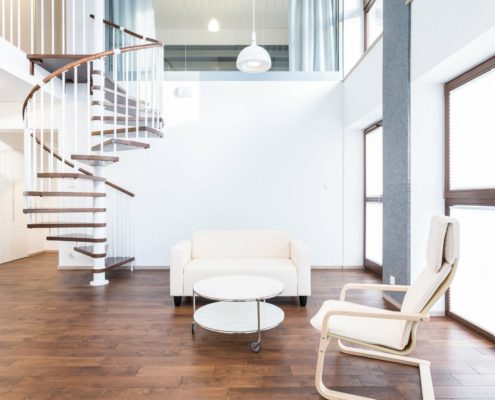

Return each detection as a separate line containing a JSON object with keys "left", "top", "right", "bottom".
{"left": 192, "top": 323, "right": 196, "bottom": 335}
{"left": 250, "top": 341, "right": 261, "bottom": 353}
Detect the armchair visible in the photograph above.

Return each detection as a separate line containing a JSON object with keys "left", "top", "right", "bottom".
{"left": 311, "top": 215, "right": 460, "bottom": 400}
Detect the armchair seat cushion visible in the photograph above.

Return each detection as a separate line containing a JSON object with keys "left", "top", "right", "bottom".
{"left": 183, "top": 258, "right": 298, "bottom": 296}
{"left": 310, "top": 300, "right": 407, "bottom": 350}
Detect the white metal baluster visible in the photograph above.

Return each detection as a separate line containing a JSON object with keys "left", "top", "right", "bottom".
{"left": 2, "top": 0, "right": 5, "bottom": 39}
{"left": 16, "top": 0, "right": 20, "bottom": 48}
{"left": 71, "top": 0, "right": 74, "bottom": 53}
{"left": 74, "top": 66, "right": 78, "bottom": 157}
{"left": 32, "top": 93, "right": 37, "bottom": 192}
{"left": 82, "top": 0, "right": 85, "bottom": 53}
{"left": 136, "top": 49, "right": 140, "bottom": 140}
{"left": 9, "top": 0, "right": 12, "bottom": 43}
{"left": 100, "top": 65, "right": 104, "bottom": 154}
{"left": 144, "top": 48, "right": 148, "bottom": 139}
{"left": 50, "top": 79, "right": 55, "bottom": 191}
{"left": 40, "top": 88, "right": 44, "bottom": 191}
{"left": 61, "top": 71, "right": 66, "bottom": 167}
{"left": 125, "top": 49, "right": 129, "bottom": 140}
{"left": 87, "top": 62, "right": 90, "bottom": 153}
{"left": 51, "top": 0, "right": 54, "bottom": 53}
{"left": 152, "top": 48, "right": 156, "bottom": 129}
{"left": 30, "top": 0, "right": 33, "bottom": 53}
{"left": 40, "top": 0, "right": 44, "bottom": 53}
{"left": 62, "top": 0, "right": 65, "bottom": 54}
{"left": 113, "top": 53, "right": 117, "bottom": 155}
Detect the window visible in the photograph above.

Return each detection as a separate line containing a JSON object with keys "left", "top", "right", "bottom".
{"left": 364, "top": 122, "right": 383, "bottom": 273}
{"left": 364, "top": 0, "right": 383, "bottom": 50}
{"left": 445, "top": 56, "right": 495, "bottom": 341}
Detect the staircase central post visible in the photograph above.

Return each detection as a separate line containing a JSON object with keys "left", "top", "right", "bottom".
{"left": 90, "top": 164, "right": 108, "bottom": 286}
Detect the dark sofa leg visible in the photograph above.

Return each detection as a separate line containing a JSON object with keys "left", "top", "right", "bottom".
{"left": 174, "top": 296, "right": 182, "bottom": 307}
{"left": 299, "top": 296, "right": 308, "bottom": 307}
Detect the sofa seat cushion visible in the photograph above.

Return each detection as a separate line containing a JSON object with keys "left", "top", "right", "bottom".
{"left": 183, "top": 258, "right": 297, "bottom": 296}
{"left": 311, "top": 300, "right": 407, "bottom": 350}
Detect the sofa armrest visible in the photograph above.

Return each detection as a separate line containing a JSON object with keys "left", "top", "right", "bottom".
{"left": 291, "top": 239, "right": 311, "bottom": 296}
{"left": 170, "top": 240, "right": 192, "bottom": 296}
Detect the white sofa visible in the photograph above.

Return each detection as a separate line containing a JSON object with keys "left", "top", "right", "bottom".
{"left": 170, "top": 230, "right": 311, "bottom": 306}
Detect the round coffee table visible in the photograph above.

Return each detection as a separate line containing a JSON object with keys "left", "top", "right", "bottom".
{"left": 192, "top": 275, "right": 285, "bottom": 352}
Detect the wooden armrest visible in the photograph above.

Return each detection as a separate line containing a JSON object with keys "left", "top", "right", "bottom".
{"left": 340, "top": 283, "right": 410, "bottom": 301}
{"left": 321, "top": 308, "right": 430, "bottom": 334}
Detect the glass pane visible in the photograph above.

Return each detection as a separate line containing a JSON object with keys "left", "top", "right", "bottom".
{"left": 365, "top": 127, "right": 383, "bottom": 197}
{"left": 449, "top": 206, "right": 495, "bottom": 335}
{"left": 343, "top": 0, "right": 364, "bottom": 75}
{"left": 365, "top": 202, "right": 382, "bottom": 265}
{"left": 366, "top": 0, "right": 383, "bottom": 48}
{"left": 449, "top": 68, "right": 495, "bottom": 190}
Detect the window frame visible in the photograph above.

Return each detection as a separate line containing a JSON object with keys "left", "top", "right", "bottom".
{"left": 363, "top": 0, "right": 382, "bottom": 51}
{"left": 444, "top": 54, "right": 495, "bottom": 343}
{"left": 363, "top": 120, "right": 383, "bottom": 275}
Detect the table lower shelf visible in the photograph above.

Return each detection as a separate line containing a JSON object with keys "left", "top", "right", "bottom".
{"left": 193, "top": 301, "right": 284, "bottom": 334}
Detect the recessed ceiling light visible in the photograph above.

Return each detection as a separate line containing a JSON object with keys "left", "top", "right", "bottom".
{"left": 208, "top": 18, "right": 220, "bottom": 32}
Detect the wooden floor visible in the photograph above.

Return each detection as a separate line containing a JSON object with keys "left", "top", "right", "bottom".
{"left": 0, "top": 254, "right": 494, "bottom": 400}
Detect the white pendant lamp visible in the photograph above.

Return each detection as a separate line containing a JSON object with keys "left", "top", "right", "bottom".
{"left": 208, "top": 18, "right": 220, "bottom": 32}
{"left": 236, "top": 0, "right": 271, "bottom": 73}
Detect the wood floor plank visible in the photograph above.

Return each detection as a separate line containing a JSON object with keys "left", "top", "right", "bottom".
{"left": 0, "top": 253, "right": 493, "bottom": 400}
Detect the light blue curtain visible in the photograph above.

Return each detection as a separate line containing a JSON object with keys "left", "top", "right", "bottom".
{"left": 107, "top": 0, "right": 156, "bottom": 40}
{"left": 289, "top": 0, "right": 339, "bottom": 71}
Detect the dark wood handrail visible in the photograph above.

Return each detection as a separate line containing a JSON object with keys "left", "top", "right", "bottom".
{"left": 22, "top": 42, "right": 161, "bottom": 117}
{"left": 31, "top": 134, "right": 135, "bottom": 198}
{"left": 89, "top": 14, "right": 162, "bottom": 45}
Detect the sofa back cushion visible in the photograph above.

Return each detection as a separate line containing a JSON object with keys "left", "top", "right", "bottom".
{"left": 192, "top": 230, "right": 291, "bottom": 259}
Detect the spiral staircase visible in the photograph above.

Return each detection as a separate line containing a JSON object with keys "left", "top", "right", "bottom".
{"left": 16, "top": 9, "right": 164, "bottom": 285}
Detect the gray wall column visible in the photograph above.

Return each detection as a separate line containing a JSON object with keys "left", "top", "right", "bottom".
{"left": 382, "top": 0, "right": 411, "bottom": 303}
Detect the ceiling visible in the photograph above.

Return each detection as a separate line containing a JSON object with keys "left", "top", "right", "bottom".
{"left": 153, "top": 0, "right": 289, "bottom": 31}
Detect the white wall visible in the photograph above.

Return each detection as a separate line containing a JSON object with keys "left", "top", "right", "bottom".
{"left": 104, "top": 80, "right": 351, "bottom": 267}
{"left": 410, "top": 0, "right": 495, "bottom": 313}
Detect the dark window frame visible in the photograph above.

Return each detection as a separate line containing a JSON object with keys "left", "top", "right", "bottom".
{"left": 363, "top": 120, "right": 383, "bottom": 275}
{"left": 444, "top": 54, "right": 495, "bottom": 343}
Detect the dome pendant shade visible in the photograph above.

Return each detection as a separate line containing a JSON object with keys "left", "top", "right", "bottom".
{"left": 236, "top": 32, "right": 272, "bottom": 73}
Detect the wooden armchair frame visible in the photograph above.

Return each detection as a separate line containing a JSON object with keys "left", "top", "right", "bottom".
{"left": 315, "top": 261, "right": 458, "bottom": 400}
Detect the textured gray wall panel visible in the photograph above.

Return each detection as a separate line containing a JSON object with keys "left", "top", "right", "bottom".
{"left": 382, "top": 0, "right": 411, "bottom": 303}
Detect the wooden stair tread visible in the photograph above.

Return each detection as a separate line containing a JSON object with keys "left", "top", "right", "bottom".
{"left": 23, "top": 208, "right": 106, "bottom": 214}
{"left": 91, "top": 100, "right": 161, "bottom": 117}
{"left": 24, "top": 191, "right": 106, "bottom": 197}
{"left": 91, "top": 126, "right": 163, "bottom": 138}
{"left": 71, "top": 154, "right": 119, "bottom": 166}
{"left": 91, "top": 115, "right": 164, "bottom": 123}
{"left": 27, "top": 222, "right": 106, "bottom": 228}
{"left": 91, "top": 71, "right": 126, "bottom": 95}
{"left": 103, "top": 257, "right": 135, "bottom": 271}
{"left": 27, "top": 54, "right": 92, "bottom": 82}
{"left": 74, "top": 245, "right": 106, "bottom": 258}
{"left": 91, "top": 138, "right": 150, "bottom": 152}
{"left": 92, "top": 86, "right": 149, "bottom": 108}
{"left": 37, "top": 172, "right": 105, "bottom": 182}
{"left": 46, "top": 234, "right": 106, "bottom": 243}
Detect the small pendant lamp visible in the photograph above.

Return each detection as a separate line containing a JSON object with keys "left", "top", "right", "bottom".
{"left": 236, "top": 0, "right": 272, "bottom": 73}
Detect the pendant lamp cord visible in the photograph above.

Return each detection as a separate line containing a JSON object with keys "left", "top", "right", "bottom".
{"left": 253, "top": 0, "right": 255, "bottom": 32}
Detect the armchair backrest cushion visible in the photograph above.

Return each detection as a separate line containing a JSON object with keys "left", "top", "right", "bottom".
{"left": 399, "top": 216, "right": 460, "bottom": 348}
{"left": 192, "top": 230, "right": 291, "bottom": 259}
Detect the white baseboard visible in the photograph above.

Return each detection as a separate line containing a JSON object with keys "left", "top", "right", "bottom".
{"left": 57, "top": 265, "right": 366, "bottom": 272}
{"left": 312, "top": 265, "right": 364, "bottom": 270}
{"left": 129, "top": 265, "right": 364, "bottom": 270}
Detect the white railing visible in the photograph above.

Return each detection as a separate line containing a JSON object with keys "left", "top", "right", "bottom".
{"left": 0, "top": 0, "right": 95, "bottom": 54}
{"left": 22, "top": 15, "right": 163, "bottom": 267}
